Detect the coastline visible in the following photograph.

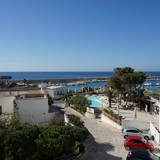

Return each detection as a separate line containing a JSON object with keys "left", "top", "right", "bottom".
{"left": 10, "top": 77, "right": 108, "bottom": 84}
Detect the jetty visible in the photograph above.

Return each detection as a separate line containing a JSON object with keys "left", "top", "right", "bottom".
{"left": 67, "top": 79, "right": 107, "bottom": 86}
{"left": 0, "top": 76, "right": 12, "bottom": 80}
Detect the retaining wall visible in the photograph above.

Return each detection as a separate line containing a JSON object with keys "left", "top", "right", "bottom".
{"left": 101, "top": 113, "right": 122, "bottom": 130}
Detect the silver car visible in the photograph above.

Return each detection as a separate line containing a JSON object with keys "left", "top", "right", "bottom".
{"left": 122, "top": 127, "right": 153, "bottom": 140}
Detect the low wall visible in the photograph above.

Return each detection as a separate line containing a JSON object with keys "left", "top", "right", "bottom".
{"left": 122, "top": 120, "right": 149, "bottom": 130}
{"left": 64, "top": 114, "right": 74, "bottom": 126}
{"left": 85, "top": 107, "right": 96, "bottom": 118}
{"left": 64, "top": 114, "right": 69, "bottom": 124}
{"left": 85, "top": 112, "right": 96, "bottom": 118}
{"left": 0, "top": 89, "right": 41, "bottom": 96}
{"left": 150, "top": 122, "right": 160, "bottom": 145}
{"left": 101, "top": 113, "right": 122, "bottom": 130}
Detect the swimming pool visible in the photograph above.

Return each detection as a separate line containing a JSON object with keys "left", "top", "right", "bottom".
{"left": 86, "top": 95, "right": 102, "bottom": 107}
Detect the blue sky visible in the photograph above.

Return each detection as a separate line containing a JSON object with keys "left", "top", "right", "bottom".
{"left": 0, "top": 0, "right": 160, "bottom": 72}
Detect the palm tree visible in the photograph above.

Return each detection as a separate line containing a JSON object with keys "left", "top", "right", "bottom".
{"left": 61, "top": 93, "right": 73, "bottom": 107}
{"left": 104, "top": 87, "right": 116, "bottom": 108}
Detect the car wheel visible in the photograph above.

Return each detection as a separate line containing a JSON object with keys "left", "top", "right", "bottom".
{"left": 125, "top": 146, "right": 131, "bottom": 151}
{"left": 151, "top": 135, "right": 155, "bottom": 141}
{"left": 144, "top": 136, "right": 149, "bottom": 140}
{"left": 124, "top": 135, "right": 128, "bottom": 139}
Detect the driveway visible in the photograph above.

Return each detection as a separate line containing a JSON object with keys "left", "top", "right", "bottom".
{"left": 55, "top": 102, "right": 128, "bottom": 160}
{"left": 55, "top": 101, "right": 160, "bottom": 160}
{"left": 78, "top": 117, "right": 128, "bottom": 160}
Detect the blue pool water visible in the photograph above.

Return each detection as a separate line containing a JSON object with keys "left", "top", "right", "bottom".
{"left": 86, "top": 96, "right": 102, "bottom": 107}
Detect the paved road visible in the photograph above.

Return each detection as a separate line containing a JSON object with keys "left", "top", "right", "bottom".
{"left": 54, "top": 100, "right": 160, "bottom": 159}
{"left": 79, "top": 117, "right": 128, "bottom": 160}
{"left": 111, "top": 105, "right": 159, "bottom": 130}
{"left": 55, "top": 102, "right": 128, "bottom": 160}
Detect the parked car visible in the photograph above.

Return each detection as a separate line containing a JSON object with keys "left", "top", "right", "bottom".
{"left": 122, "top": 127, "right": 153, "bottom": 140}
{"left": 124, "top": 135, "right": 154, "bottom": 152}
{"left": 126, "top": 149, "right": 160, "bottom": 160}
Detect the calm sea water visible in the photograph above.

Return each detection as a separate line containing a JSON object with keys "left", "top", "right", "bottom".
{"left": 0, "top": 71, "right": 160, "bottom": 81}
{"left": 0, "top": 72, "right": 114, "bottom": 80}
{"left": 0, "top": 71, "right": 160, "bottom": 92}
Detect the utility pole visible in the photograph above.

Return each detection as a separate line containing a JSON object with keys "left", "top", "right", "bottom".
{"left": 43, "top": 113, "right": 46, "bottom": 122}
{"left": 117, "top": 101, "right": 120, "bottom": 116}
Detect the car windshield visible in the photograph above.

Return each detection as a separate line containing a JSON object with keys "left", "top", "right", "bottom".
{"left": 149, "top": 152, "right": 160, "bottom": 160}
{"left": 137, "top": 129, "right": 143, "bottom": 133}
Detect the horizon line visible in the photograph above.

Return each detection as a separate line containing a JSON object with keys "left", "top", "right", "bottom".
{"left": 0, "top": 70, "right": 159, "bottom": 72}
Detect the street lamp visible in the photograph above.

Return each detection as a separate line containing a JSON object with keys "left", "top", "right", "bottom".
{"left": 43, "top": 113, "right": 46, "bottom": 122}
{"left": 31, "top": 115, "right": 34, "bottom": 124}
{"left": 117, "top": 101, "right": 120, "bottom": 116}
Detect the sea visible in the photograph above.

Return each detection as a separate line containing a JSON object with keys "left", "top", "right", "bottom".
{"left": 0, "top": 71, "right": 160, "bottom": 92}
{"left": 0, "top": 71, "right": 114, "bottom": 80}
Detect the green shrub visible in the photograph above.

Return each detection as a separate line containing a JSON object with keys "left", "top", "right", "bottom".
{"left": 69, "top": 94, "right": 89, "bottom": 114}
{"left": 50, "top": 116, "right": 65, "bottom": 126}
{"left": 104, "top": 108, "right": 122, "bottom": 122}
{"left": 68, "top": 115, "right": 84, "bottom": 127}
{"left": 0, "top": 124, "right": 89, "bottom": 159}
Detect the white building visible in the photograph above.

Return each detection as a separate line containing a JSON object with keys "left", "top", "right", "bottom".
{"left": 149, "top": 96, "right": 160, "bottom": 145}
{"left": 40, "top": 84, "right": 68, "bottom": 99}
{"left": 0, "top": 96, "right": 15, "bottom": 114}
{"left": 0, "top": 96, "right": 15, "bottom": 127}
{"left": 15, "top": 93, "right": 56, "bottom": 124}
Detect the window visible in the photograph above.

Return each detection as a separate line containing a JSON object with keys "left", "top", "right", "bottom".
{"left": 137, "top": 129, "right": 143, "bottom": 133}
{"left": 133, "top": 140, "right": 143, "bottom": 144}
{"left": 129, "top": 130, "right": 139, "bottom": 133}
{"left": 133, "top": 130, "right": 139, "bottom": 133}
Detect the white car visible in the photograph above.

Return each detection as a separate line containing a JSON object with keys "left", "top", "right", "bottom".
{"left": 122, "top": 127, "right": 153, "bottom": 140}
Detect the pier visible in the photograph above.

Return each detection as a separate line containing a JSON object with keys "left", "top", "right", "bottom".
{"left": 67, "top": 79, "right": 107, "bottom": 86}
{"left": 147, "top": 76, "right": 160, "bottom": 80}
{"left": 0, "top": 76, "right": 12, "bottom": 80}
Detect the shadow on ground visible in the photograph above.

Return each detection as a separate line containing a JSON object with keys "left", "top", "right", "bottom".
{"left": 78, "top": 134, "right": 122, "bottom": 160}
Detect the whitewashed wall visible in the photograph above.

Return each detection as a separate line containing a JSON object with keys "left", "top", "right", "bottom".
{"left": 45, "top": 86, "right": 68, "bottom": 99}
{"left": 150, "top": 122, "right": 160, "bottom": 145}
{"left": 16, "top": 98, "right": 53, "bottom": 124}
{"left": 0, "top": 90, "right": 41, "bottom": 97}
{"left": 0, "top": 96, "right": 14, "bottom": 113}
{"left": 101, "top": 113, "right": 122, "bottom": 130}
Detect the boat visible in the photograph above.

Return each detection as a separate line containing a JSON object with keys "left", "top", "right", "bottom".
{"left": 143, "top": 82, "right": 151, "bottom": 86}
{"left": 156, "top": 77, "right": 160, "bottom": 86}
{"left": 143, "top": 74, "right": 152, "bottom": 86}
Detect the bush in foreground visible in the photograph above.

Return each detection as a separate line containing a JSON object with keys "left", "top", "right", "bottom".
{"left": 0, "top": 124, "right": 89, "bottom": 160}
